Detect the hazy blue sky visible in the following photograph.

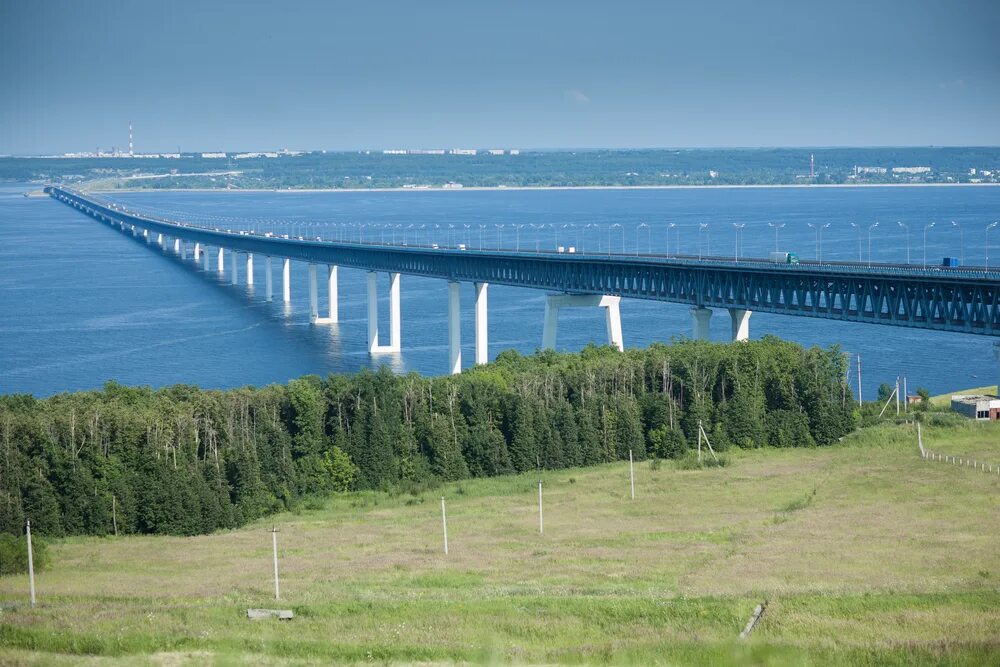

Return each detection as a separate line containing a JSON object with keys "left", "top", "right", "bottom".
{"left": 2, "top": 0, "right": 999, "bottom": 154}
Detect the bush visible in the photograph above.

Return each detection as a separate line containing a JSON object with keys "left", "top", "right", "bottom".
{"left": 0, "top": 533, "right": 48, "bottom": 576}
{"left": 676, "top": 451, "right": 729, "bottom": 470}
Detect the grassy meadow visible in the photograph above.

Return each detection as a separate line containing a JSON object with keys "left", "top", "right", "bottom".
{"left": 1, "top": 419, "right": 998, "bottom": 665}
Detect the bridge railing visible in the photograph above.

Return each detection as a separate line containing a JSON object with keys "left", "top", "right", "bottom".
{"left": 53, "top": 186, "right": 1000, "bottom": 282}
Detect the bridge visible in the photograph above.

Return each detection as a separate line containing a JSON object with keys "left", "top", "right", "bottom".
{"left": 48, "top": 186, "right": 1000, "bottom": 378}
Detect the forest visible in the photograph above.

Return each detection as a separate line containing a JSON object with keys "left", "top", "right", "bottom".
{"left": 0, "top": 338, "right": 856, "bottom": 539}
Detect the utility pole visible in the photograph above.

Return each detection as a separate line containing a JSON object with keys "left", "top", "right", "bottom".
{"left": 857, "top": 354, "right": 863, "bottom": 406}
{"left": 26, "top": 519, "right": 36, "bottom": 607}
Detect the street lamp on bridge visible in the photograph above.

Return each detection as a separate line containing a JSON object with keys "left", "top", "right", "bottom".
{"left": 987, "top": 221, "right": 998, "bottom": 269}
{"left": 922, "top": 222, "right": 935, "bottom": 269}
{"left": 951, "top": 221, "right": 963, "bottom": 265}
{"left": 732, "top": 223, "right": 745, "bottom": 260}
{"left": 867, "top": 222, "right": 879, "bottom": 267}
{"left": 808, "top": 222, "right": 831, "bottom": 263}
{"left": 698, "top": 223, "right": 710, "bottom": 260}
{"left": 897, "top": 221, "right": 910, "bottom": 264}
{"left": 667, "top": 223, "right": 678, "bottom": 257}
{"left": 768, "top": 222, "right": 785, "bottom": 252}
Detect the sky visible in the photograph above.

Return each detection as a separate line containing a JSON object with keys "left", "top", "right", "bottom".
{"left": 1, "top": 0, "right": 999, "bottom": 154}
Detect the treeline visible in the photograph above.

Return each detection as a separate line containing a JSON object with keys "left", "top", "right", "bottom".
{"left": 0, "top": 338, "right": 856, "bottom": 539}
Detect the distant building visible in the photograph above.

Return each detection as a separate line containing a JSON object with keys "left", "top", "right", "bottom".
{"left": 708, "top": 170, "right": 719, "bottom": 179}
{"left": 487, "top": 149, "right": 505, "bottom": 155}
{"left": 509, "top": 149, "right": 520, "bottom": 155}
{"left": 383, "top": 149, "right": 407, "bottom": 155}
{"left": 951, "top": 394, "right": 1000, "bottom": 421}
{"left": 442, "top": 182, "right": 464, "bottom": 188}
{"left": 201, "top": 152, "right": 227, "bottom": 158}
{"left": 892, "top": 166, "right": 931, "bottom": 174}
{"left": 856, "top": 166, "right": 887, "bottom": 175}
{"left": 450, "top": 149, "right": 477, "bottom": 155}
{"left": 410, "top": 149, "right": 446, "bottom": 155}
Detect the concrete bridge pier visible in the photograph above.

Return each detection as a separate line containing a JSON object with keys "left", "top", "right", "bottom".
{"left": 144, "top": 229, "right": 151, "bottom": 244}
{"left": 131, "top": 226, "right": 137, "bottom": 238}
{"left": 475, "top": 282, "right": 488, "bottom": 365}
{"left": 180, "top": 241, "right": 188, "bottom": 261}
{"left": 230, "top": 250, "right": 239, "bottom": 284}
{"left": 729, "top": 308, "right": 751, "bottom": 341}
{"left": 156, "top": 232, "right": 162, "bottom": 246}
{"left": 691, "top": 306, "right": 712, "bottom": 340}
{"left": 448, "top": 281, "right": 462, "bottom": 374}
{"left": 365, "top": 271, "right": 400, "bottom": 351}
{"left": 193, "top": 243, "right": 201, "bottom": 262}
{"left": 542, "top": 294, "right": 623, "bottom": 352}
{"left": 173, "top": 238, "right": 181, "bottom": 254}
{"left": 282, "top": 258, "right": 291, "bottom": 303}
{"left": 203, "top": 247, "right": 211, "bottom": 271}
{"left": 216, "top": 247, "right": 225, "bottom": 273}
{"left": 308, "top": 264, "right": 319, "bottom": 322}
{"left": 245, "top": 254, "right": 254, "bottom": 286}
{"left": 265, "top": 257, "right": 273, "bottom": 301}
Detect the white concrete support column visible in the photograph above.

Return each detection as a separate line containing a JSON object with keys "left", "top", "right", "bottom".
{"left": 474, "top": 282, "right": 489, "bottom": 365}
{"left": 308, "top": 264, "right": 319, "bottom": 323}
{"left": 245, "top": 253, "right": 254, "bottom": 286}
{"left": 691, "top": 306, "right": 712, "bottom": 340}
{"left": 173, "top": 238, "right": 180, "bottom": 253}
{"left": 180, "top": 241, "right": 188, "bottom": 260}
{"left": 203, "top": 247, "right": 211, "bottom": 271}
{"left": 216, "top": 247, "right": 225, "bottom": 273}
{"left": 156, "top": 232, "right": 162, "bottom": 245}
{"left": 131, "top": 226, "right": 137, "bottom": 237}
{"left": 542, "top": 294, "right": 623, "bottom": 351}
{"left": 448, "top": 281, "right": 462, "bottom": 375}
{"left": 367, "top": 272, "right": 379, "bottom": 350}
{"left": 388, "top": 272, "right": 400, "bottom": 350}
{"left": 194, "top": 243, "right": 202, "bottom": 261}
{"left": 282, "top": 258, "right": 291, "bottom": 303}
{"left": 230, "top": 250, "right": 239, "bottom": 284}
{"left": 326, "top": 265, "right": 339, "bottom": 322}
{"left": 729, "top": 308, "right": 751, "bottom": 341}
{"left": 604, "top": 299, "right": 624, "bottom": 351}
{"left": 265, "top": 257, "right": 273, "bottom": 301}
{"left": 144, "top": 230, "right": 151, "bottom": 244}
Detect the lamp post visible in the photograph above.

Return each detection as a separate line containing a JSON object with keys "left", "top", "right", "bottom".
{"left": 768, "top": 222, "right": 785, "bottom": 252}
{"left": 987, "top": 222, "right": 998, "bottom": 269}
{"left": 867, "top": 222, "right": 879, "bottom": 267}
{"left": 897, "top": 221, "right": 910, "bottom": 264}
{"left": 808, "top": 222, "right": 831, "bottom": 263}
{"left": 637, "top": 223, "right": 650, "bottom": 255}
{"left": 922, "top": 222, "right": 935, "bottom": 269}
{"left": 951, "top": 221, "right": 963, "bottom": 265}
{"left": 698, "top": 223, "right": 709, "bottom": 260}
{"left": 667, "top": 223, "right": 678, "bottom": 257}
{"left": 849, "top": 222, "right": 862, "bottom": 262}
{"left": 732, "top": 223, "right": 745, "bottom": 260}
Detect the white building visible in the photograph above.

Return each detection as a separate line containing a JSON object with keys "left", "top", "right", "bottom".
{"left": 892, "top": 166, "right": 931, "bottom": 174}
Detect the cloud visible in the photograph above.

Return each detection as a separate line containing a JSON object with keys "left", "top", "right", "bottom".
{"left": 565, "top": 89, "right": 590, "bottom": 104}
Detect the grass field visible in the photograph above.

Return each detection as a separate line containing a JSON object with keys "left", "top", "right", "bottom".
{"left": 1, "top": 420, "right": 998, "bottom": 665}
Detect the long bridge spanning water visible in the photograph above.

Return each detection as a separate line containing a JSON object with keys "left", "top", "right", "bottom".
{"left": 48, "top": 186, "right": 1000, "bottom": 376}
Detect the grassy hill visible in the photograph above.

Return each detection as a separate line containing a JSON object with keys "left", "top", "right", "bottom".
{"left": 1, "top": 419, "right": 998, "bottom": 665}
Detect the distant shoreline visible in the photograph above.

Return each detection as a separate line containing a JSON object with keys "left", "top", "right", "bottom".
{"left": 89, "top": 182, "right": 1000, "bottom": 194}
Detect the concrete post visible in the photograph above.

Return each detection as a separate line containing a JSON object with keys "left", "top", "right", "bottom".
{"left": 180, "top": 241, "right": 187, "bottom": 260}
{"left": 367, "top": 271, "right": 379, "bottom": 351}
{"left": 543, "top": 294, "right": 623, "bottom": 351}
{"left": 265, "top": 257, "right": 273, "bottom": 301}
{"left": 132, "top": 227, "right": 137, "bottom": 237}
{"left": 216, "top": 247, "right": 225, "bottom": 273}
{"left": 145, "top": 230, "right": 151, "bottom": 244}
{"left": 194, "top": 242, "right": 201, "bottom": 261}
{"left": 448, "top": 281, "right": 462, "bottom": 374}
{"left": 173, "top": 238, "right": 180, "bottom": 253}
{"left": 604, "top": 298, "right": 624, "bottom": 351}
{"left": 282, "top": 258, "right": 291, "bottom": 303}
{"left": 156, "top": 232, "right": 162, "bottom": 245}
{"left": 327, "top": 265, "right": 339, "bottom": 322}
{"left": 308, "top": 264, "right": 319, "bottom": 323}
{"left": 388, "top": 272, "right": 400, "bottom": 350}
{"left": 230, "top": 250, "right": 239, "bottom": 284}
{"left": 203, "top": 247, "right": 211, "bottom": 271}
{"left": 474, "top": 282, "right": 489, "bottom": 364}
{"left": 729, "top": 308, "right": 751, "bottom": 341}
{"left": 246, "top": 253, "right": 254, "bottom": 286}
{"left": 691, "top": 306, "right": 712, "bottom": 340}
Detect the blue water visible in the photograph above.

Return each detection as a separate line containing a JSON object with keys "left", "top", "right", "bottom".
{"left": 1, "top": 183, "right": 998, "bottom": 398}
